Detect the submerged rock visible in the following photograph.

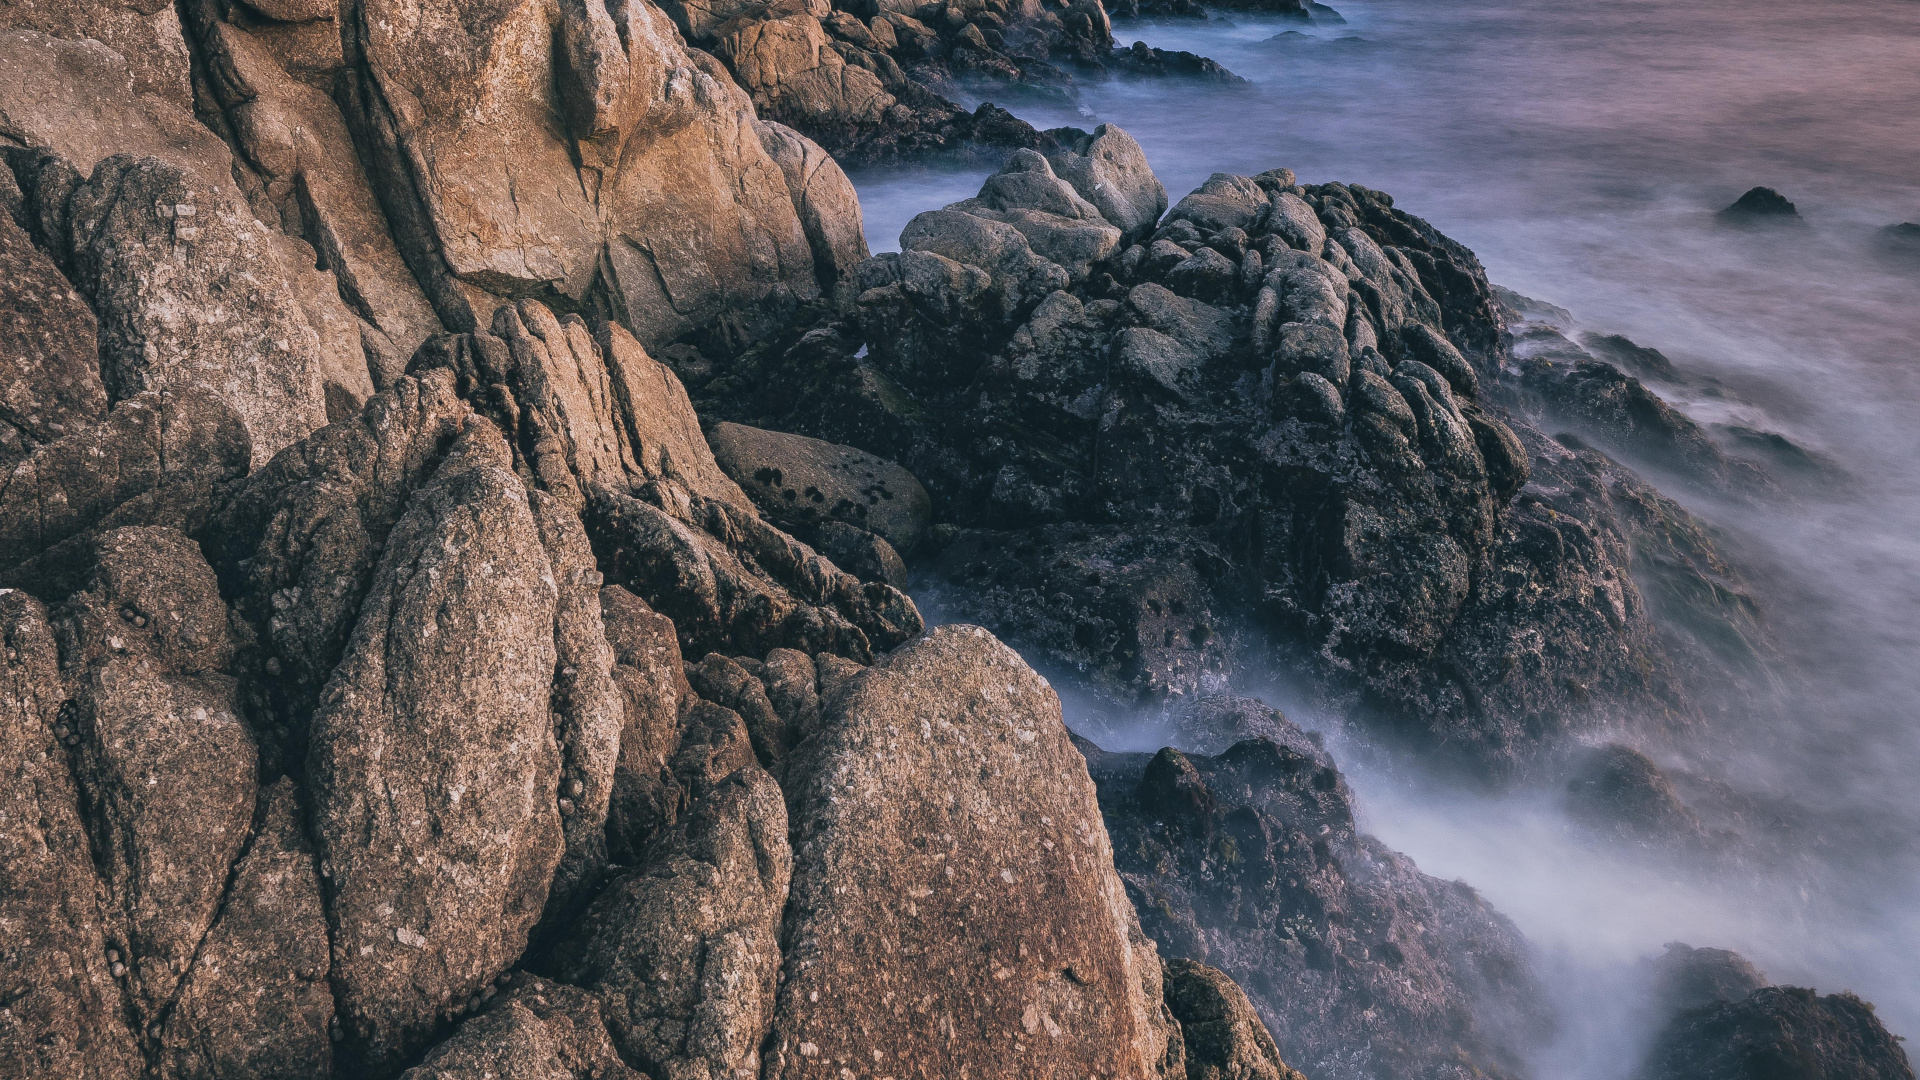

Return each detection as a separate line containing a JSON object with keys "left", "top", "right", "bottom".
{"left": 1718, "top": 187, "right": 1803, "bottom": 223}
{"left": 1641, "top": 986, "right": 1915, "bottom": 1080}
{"left": 1564, "top": 743, "right": 1709, "bottom": 847}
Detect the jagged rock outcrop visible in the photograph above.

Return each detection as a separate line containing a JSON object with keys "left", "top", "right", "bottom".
{"left": 0, "top": 0, "right": 193, "bottom": 109}
{"left": 1641, "top": 985, "right": 1915, "bottom": 1080}
{"left": 694, "top": 140, "right": 1763, "bottom": 776}
{"left": 653, "top": 0, "right": 1124, "bottom": 163}
{"left": 6, "top": 3, "right": 1887, "bottom": 1079}
{"left": 408, "top": 298, "right": 924, "bottom": 662}
{"left": 765, "top": 624, "right": 1184, "bottom": 1079}
{"left": 206, "top": 370, "right": 472, "bottom": 775}
{"left": 335, "top": 0, "right": 862, "bottom": 352}
{"left": 1078, "top": 699, "right": 1552, "bottom": 1080}
{"left": 1, "top": 31, "right": 379, "bottom": 459}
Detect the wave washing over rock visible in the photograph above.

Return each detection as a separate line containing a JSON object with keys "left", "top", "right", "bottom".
{"left": 0, "top": 0, "right": 1913, "bottom": 1078}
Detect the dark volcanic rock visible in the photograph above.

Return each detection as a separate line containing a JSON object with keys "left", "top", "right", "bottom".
{"left": 1641, "top": 986, "right": 1915, "bottom": 1080}
{"left": 1080, "top": 705, "right": 1552, "bottom": 1080}
{"left": 1718, "top": 186, "right": 1801, "bottom": 222}
{"left": 708, "top": 150, "right": 1736, "bottom": 775}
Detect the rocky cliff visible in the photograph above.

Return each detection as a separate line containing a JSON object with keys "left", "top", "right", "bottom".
{"left": 0, "top": 0, "right": 1907, "bottom": 1078}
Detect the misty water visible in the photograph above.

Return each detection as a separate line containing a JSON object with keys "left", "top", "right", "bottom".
{"left": 857, "top": 0, "right": 1920, "bottom": 1072}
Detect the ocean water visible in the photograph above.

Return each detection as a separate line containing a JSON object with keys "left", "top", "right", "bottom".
{"left": 855, "top": 0, "right": 1920, "bottom": 1072}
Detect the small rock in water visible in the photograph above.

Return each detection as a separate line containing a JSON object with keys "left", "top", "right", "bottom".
{"left": 1718, "top": 186, "right": 1802, "bottom": 222}
{"left": 1879, "top": 222, "right": 1920, "bottom": 258}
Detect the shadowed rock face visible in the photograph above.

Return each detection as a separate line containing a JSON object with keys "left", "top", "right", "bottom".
{"left": 0, "top": 590, "right": 144, "bottom": 1080}
{"left": 158, "top": 778, "right": 334, "bottom": 1080}
{"left": 550, "top": 766, "right": 790, "bottom": 1078}
{"left": 54, "top": 527, "right": 259, "bottom": 1027}
{"left": 690, "top": 152, "right": 1749, "bottom": 777}
{"left": 398, "top": 974, "right": 644, "bottom": 1080}
{"left": 1078, "top": 700, "right": 1552, "bottom": 1080}
{"left": 1163, "top": 957, "right": 1308, "bottom": 1080}
{"left": 1641, "top": 987, "right": 1915, "bottom": 1080}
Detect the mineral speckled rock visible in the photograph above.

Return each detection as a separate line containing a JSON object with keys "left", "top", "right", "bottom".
{"left": 709, "top": 420, "right": 933, "bottom": 553}
{"left": 599, "top": 583, "right": 694, "bottom": 864}
{"left": 65, "top": 154, "right": 344, "bottom": 464}
{"left": 0, "top": 590, "right": 144, "bottom": 1080}
{"left": 765, "top": 624, "right": 1182, "bottom": 1080}
{"left": 207, "top": 370, "right": 471, "bottom": 775}
{"left": 54, "top": 527, "right": 259, "bottom": 1025}
{"left": 0, "top": 208, "right": 103, "bottom": 464}
{"left": 551, "top": 766, "right": 790, "bottom": 1079}
{"left": 528, "top": 489, "right": 627, "bottom": 938}
{"left": 307, "top": 423, "right": 565, "bottom": 1071}
{"left": 399, "top": 975, "right": 643, "bottom": 1080}
{"left": 0, "top": 0, "right": 194, "bottom": 109}
{"left": 345, "top": 0, "right": 848, "bottom": 351}
{"left": 0, "top": 388, "right": 251, "bottom": 597}
{"left": 158, "top": 778, "right": 334, "bottom": 1080}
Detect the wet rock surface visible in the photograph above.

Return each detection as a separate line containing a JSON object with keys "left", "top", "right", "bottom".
{"left": 701, "top": 151, "right": 1765, "bottom": 778}
{"left": 1079, "top": 701, "right": 1551, "bottom": 1080}
{"left": 1641, "top": 986, "right": 1915, "bottom": 1080}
